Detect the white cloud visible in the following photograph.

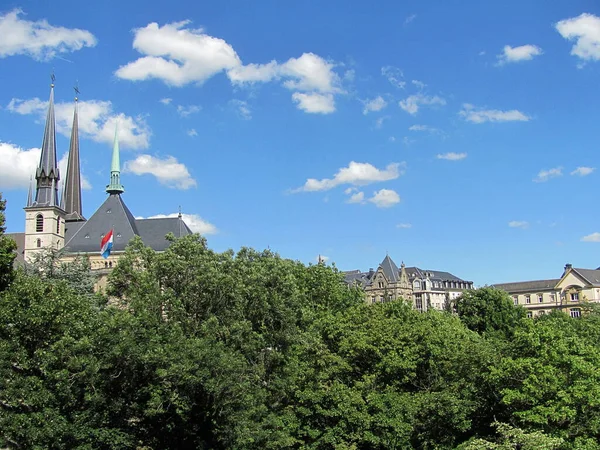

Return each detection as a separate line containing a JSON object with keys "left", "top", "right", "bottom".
{"left": 411, "top": 80, "right": 426, "bottom": 90}
{"left": 143, "top": 213, "right": 217, "bottom": 235}
{"left": 388, "top": 136, "right": 396, "bottom": 142}
{"left": 369, "top": 189, "right": 400, "bottom": 208}
{"left": 460, "top": 103, "right": 530, "bottom": 123}
{"left": 292, "top": 92, "right": 335, "bottom": 114}
{"left": 187, "top": 128, "right": 198, "bottom": 137}
{"left": 176, "top": 104, "right": 201, "bottom": 117}
{"left": 497, "top": 44, "right": 543, "bottom": 64}
{"left": 397, "top": 223, "right": 412, "bottom": 229}
{"left": 381, "top": 66, "right": 405, "bottom": 89}
{"left": 347, "top": 191, "right": 365, "bottom": 204}
{"left": 363, "top": 96, "right": 387, "bottom": 114}
{"left": 115, "top": 20, "right": 241, "bottom": 86}
{"left": 555, "top": 13, "right": 600, "bottom": 62}
{"left": 437, "top": 152, "right": 467, "bottom": 161}
{"left": 582, "top": 232, "right": 600, "bottom": 242}
{"left": 571, "top": 166, "right": 595, "bottom": 176}
{"left": 7, "top": 97, "right": 151, "bottom": 149}
{"left": 534, "top": 167, "right": 562, "bottom": 183}
{"left": 0, "top": 142, "right": 90, "bottom": 191}
{"left": 115, "top": 20, "right": 343, "bottom": 113}
{"left": 404, "top": 14, "right": 417, "bottom": 25}
{"left": 399, "top": 94, "right": 446, "bottom": 114}
{"left": 230, "top": 99, "right": 252, "bottom": 120}
{"left": 227, "top": 61, "right": 279, "bottom": 84}
{"left": 159, "top": 98, "right": 172, "bottom": 105}
{"left": 508, "top": 221, "right": 529, "bottom": 229}
{"left": 124, "top": 154, "right": 196, "bottom": 189}
{"left": 0, "top": 142, "right": 41, "bottom": 189}
{"left": 402, "top": 136, "right": 415, "bottom": 146}
{"left": 57, "top": 152, "right": 91, "bottom": 190}
{"left": 409, "top": 124, "right": 438, "bottom": 133}
{"left": 0, "top": 9, "right": 96, "bottom": 60}
{"left": 374, "top": 116, "right": 390, "bottom": 129}
{"left": 294, "top": 161, "right": 404, "bottom": 192}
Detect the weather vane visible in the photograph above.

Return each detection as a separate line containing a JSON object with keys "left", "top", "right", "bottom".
{"left": 51, "top": 72, "right": 56, "bottom": 86}
{"left": 74, "top": 81, "right": 80, "bottom": 101}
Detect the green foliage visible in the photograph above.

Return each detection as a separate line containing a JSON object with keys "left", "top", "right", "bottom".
{"left": 454, "top": 287, "right": 526, "bottom": 336}
{"left": 3, "top": 235, "right": 600, "bottom": 448}
{"left": 0, "top": 193, "right": 16, "bottom": 292}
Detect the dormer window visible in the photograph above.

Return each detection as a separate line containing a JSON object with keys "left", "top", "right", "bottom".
{"left": 36, "top": 214, "right": 43, "bottom": 232}
{"left": 116, "top": 233, "right": 122, "bottom": 238}
{"left": 106, "top": 209, "right": 112, "bottom": 214}
{"left": 84, "top": 234, "right": 90, "bottom": 239}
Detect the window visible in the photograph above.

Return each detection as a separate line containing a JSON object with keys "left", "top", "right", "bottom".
{"left": 527, "top": 312, "right": 533, "bottom": 319}
{"left": 36, "top": 238, "right": 41, "bottom": 248}
{"left": 56, "top": 217, "right": 60, "bottom": 234}
{"left": 525, "top": 295, "right": 531, "bottom": 304}
{"left": 571, "top": 292, "right": 579, "bottom": 302}
{"left": 513, "top": 296, "right": 518, "bottom": 305}
{"left": 378, "top": 281, "right": 384, "bottom": 288}
{"left": 106, "top": 209, "right": 112, "bottom": 214}
{"left": 570, "top": 309, "right": 581, "bottom": 318}
{"left": 84, "top": 234, "right": 90, "bottom": 239}
{"left": 550, "top": 294, "right": 556, "bottom": 302}
{"left": 379, "top": 295, "right": 384, "bottom": 303}
{"left": 116, "top": 233, "right": 122, "bottom": 238}
{"left": 538, "top": 294, "right": 543, "bottom": 303}
{"left": 414, "top": 281, "right": 421, "bottom": 289}
{"left": 371, "top": 296, "right": 376, "bottom": 304}
{"left": 36, "top": 214, "right": 43, "bottom": 232}
{"left": 538, "top": 311, "right": 546, "bottom": 316}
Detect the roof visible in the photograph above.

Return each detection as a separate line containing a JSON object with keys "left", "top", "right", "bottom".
{"left": 571, "top": 268, "right": 600, "bottom": 287}
{"left": 60, "top": 101, "right": 84, "bottom": 221}
{"left": 33, "top": 83, "right": 59, "bottom": 207}
{"left": 136, "top": 217, "right": 192, "bottom": 251}
{"left": 379, "top": 255, "right": 399, "bottom": 282}
{"left": 64, "top": 194, "right": 139, "bottom": 253}
{"left": 343, "top": 270, "right": 374, "bottom": 288}
{"left": 405, "top": 266, "right": 468, "bottom": 282}
{"left": 493, "top": 279, "right": 560, "bottom": 293}
{"left": 5, "top": 232, "right": 25, "bottom": 266}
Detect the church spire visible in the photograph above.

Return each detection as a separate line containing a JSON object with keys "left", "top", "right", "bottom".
{"left": 33, "top": 74, "right": 60, "bottom": 207}
{"left": 61, "top": 86, "right": 85, "bottom": 220}
{"left": 106, "top": 123, "right": 124, "bottom": 195}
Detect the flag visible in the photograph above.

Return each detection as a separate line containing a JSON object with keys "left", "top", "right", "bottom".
{"left": 100, "top": 229, "right": 113, "bottom": 259}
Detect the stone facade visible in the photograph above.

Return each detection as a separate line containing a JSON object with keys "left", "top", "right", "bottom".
{"left": 344, "top": 255, "right": 474, "bottom": 311}
{"left": 494, "top": 264, "right": 600, "bottom": 318}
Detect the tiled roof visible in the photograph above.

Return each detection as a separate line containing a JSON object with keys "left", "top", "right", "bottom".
{"left": 572, "top": 269, "right": 600, "bottom": 287}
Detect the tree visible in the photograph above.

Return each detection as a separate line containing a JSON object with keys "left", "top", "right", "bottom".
{"left": 453, "top": 287, "right": 526, "bottom": 336}
{"left": 0, "top": 193, "right": 16, "bottom": 292}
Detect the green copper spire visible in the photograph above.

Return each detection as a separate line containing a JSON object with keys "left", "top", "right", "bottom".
{"left": 106, "top": 123, "right": 125, "bottom": 195}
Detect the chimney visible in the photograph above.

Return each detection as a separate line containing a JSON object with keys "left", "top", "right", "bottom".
{"left": 368, "top": 268, "right": 374, "bottom": 277}
{"left": 565, "top": 263, "right": 572, "bottom": 272}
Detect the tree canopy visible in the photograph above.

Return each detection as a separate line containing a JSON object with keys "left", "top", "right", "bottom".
{"left": 1, "top": 213, "right": 599, "bottom": 449}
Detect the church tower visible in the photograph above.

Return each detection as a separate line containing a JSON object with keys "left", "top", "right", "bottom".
{"left": 61, "top": 87, "right": 85, "bottom": 222}
{"left": 23, "top": 76, "right": 66, "bottom": 261}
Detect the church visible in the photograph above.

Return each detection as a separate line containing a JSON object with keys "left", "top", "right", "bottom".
{"left": 8, "top": 79, "right": 192, "bottom": 286}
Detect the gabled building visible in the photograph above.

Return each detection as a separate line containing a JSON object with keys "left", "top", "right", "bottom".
{"left": 494, "top": 264, "right": 600, "bottom": 318}
{"left": 8, "top": 78, "right": 192, "bottom": 288}
{"left": 344, "top": 255, "right": 474, "bottom": 311}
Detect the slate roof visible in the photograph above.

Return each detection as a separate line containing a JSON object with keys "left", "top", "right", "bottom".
{"left": 493, "top": 279, "right": 560, "bottom": 293}
{"left": 136, "top": 217, "right": 192, "bottom": 251}
{"left": 405, "top": 266, "right": 468, "bottom": 282}
{"left": 571, "top": 269, "right": 600, "bottom": 287}
{"left": 64, "top": 194, "right": 138, "bottom": 253}
{"left": 342, "top": 269, "right": 374, "bottom": 288}
{"left": 380, "top": 255, "right": 399, "bottom": 282}
{"left": 6, "top": 232, "right": 25, "bottom": 266}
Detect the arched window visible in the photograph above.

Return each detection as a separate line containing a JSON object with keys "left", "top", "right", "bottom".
{"left": 109, "top": 261, "right": 113, "bottom": 268}
{"left": 36, "top": 238, "right": 41, "bottom": 248}
{"left": 36, "top": 214, "right": 43, "bottom": 232}
{"left": 56, "top": 217, "right": 60, "bottom": 234}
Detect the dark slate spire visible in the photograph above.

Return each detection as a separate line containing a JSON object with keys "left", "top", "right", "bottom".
{"left": 33, "top": 75, "right": 60, "bottom": 207}
{"left": 106, "top": 124, "right": 125, "bottom": 195}
{"left": 61, "top": 87, "right": 85, "bottom": 221}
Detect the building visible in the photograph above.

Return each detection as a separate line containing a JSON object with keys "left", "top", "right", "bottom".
{"left": 344, "top": 255, "right": 474, "bottom": 311}
{"left": 493, "top": 264, "right": 600, "bottom": 318}
{"left": 7, "top": 79, "right": 192, "bottom": 288}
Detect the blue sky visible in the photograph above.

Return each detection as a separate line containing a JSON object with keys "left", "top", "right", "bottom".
{"left": 1, "top": 0, "right": 600, "bottom": 285}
